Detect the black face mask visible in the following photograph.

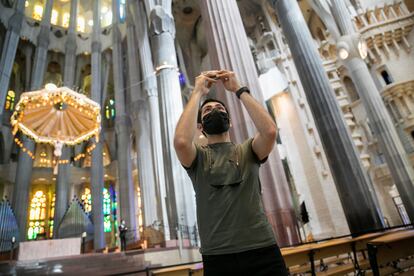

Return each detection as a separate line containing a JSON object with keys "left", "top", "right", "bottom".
{"left": 202, "top": 109, "right": 230, "bottom": 135}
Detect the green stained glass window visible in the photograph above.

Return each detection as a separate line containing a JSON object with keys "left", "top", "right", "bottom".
{"left": 103, "top": 188, "right": 111, "bottom": 232}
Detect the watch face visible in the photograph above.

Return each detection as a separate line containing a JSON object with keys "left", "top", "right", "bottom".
{"left": 358, "top": 40, "right": 368, "bottom": 59}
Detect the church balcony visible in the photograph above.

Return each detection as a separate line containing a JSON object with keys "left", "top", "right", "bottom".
{"left": 382, "top": 79, "right": 414, "bottom": 135}
{"left": 353, "top": 1, "right": 414, "bottom": 63}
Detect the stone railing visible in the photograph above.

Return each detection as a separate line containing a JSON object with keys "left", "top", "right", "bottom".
{"left": 382, "top": 79, "right": 414, "bottom": 132}
{"left": 353, "top": 1, "right": 414, "bottom": 63}
{"left": 322, "top": 59, "right": 371, "bottom": 167}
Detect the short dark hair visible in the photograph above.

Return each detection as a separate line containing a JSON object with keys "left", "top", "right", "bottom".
{"left": 197, "top": 98, "right": 230, "bottom": 123}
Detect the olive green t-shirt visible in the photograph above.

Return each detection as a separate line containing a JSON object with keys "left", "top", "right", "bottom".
{"left": 185, "top": 138, "right": 275, "bottom": 255}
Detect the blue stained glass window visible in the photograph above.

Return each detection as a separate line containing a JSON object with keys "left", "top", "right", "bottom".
{"left": 119, "top": 0, "right": 126, "bottom": 23}
{"left": 179, "top": 72, "right": 186, "bottom": 87}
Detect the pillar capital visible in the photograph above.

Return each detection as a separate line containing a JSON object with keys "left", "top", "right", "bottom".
{"left": 37, "top": 26, "right": 50, "bottom": 48}
{"left": 149, "top": 5, "right": 175, "bottom": 37}
{"left": 91, "top": 41, "right": 102, "bottom": 53}
{"left": 336, "top": 34, "right": 368, "bottom": 61}
{"left": 7, "top": 11, "right": 24, "bottom": 34}
{"left": 130, "top": 99, "right": 147, "bottom": 119}
{"left": 143, "top": 75, "right": 158, "bottom": 97}
{"left": 115, "top": 115, "right": 132, "bottom": 133}
{"left": 65, "top": 34, "right": 77, "bottom": 52}
{"left": 112, "top": 24, "right": 122, "bottom": 42}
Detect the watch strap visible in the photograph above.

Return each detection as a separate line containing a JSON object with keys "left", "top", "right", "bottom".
{"left": 236, "top": 86, "right": 250, "bottom": 99}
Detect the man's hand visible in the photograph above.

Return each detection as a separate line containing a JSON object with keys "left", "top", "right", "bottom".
{"left": 216, "top": 70, "right": 242, "bottom": 92}
{"left": 196, "top": 71, "right": 219, "bottom": 94}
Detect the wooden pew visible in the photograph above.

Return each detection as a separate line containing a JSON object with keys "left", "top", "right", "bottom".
{"left": 281, "top": 239, "right": 354, "bottom": 275}
{"left": 367, "top": 229, "right": 414, "bottom": 276}
{"left": 151, "top": 263, "right": 203, "bottom": 276}
{"left": 281, "top": 233, "right": 389, "bottom": 275}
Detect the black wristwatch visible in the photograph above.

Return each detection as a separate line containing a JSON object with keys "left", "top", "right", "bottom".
{"left": 236, "top": 86, "right": 250, "bottom": 99}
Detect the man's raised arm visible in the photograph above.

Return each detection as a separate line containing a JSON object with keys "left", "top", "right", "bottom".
{"left": 174, "top": 72, "right": 216, "bottom": 167}
{"left": 217, "top": 70, "right": 277, "bottom": 161}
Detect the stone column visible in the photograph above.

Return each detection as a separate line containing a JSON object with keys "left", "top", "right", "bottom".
{"left": 200, "top": 0, "right": 300, "bottom": 246}
{"left": 63, "top": 0, "right": 77, "bottom": 88}
{"left": 331, "top": 0, "right": 414, "bottom": 221}
{"left": 149, "top": 5, "right": 196, "bottom": 237}
{"left": 54, "top": 146, "right": 70, "bottom": 237}
{"left": 12, "top": 136, "right": 35, "bottom": 240}
{"left": 12, "top": 0, "right": 54, "bottom": 241}
{"left": 268, "top": 0, "right": 384, "bottom": 233}
{"left": 0, "top": 0, "right": 25, "bottom": 121}
{"left": 90, "top": 0, "right": 105, "bottom": 250}
{"left": 111, "top": 0, "right": 137, "bottom": 242}
{"left": 53, "top": 0, "right": 78, "bottom": 237}
{"left": 131, "top": 0, "right": 170, "bottom": 238}
{"left": 23, "top": 44, "right": 33, "bottom": 90}
{"left": 126, "top": 2, "right": 161, "bottom": 233}
{"left": 260, "top": 1, "right": 350, "bottom": 237}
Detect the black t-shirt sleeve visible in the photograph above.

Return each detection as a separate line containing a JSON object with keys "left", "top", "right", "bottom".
{"left": 243, "top": 138, "right": 268, "bottom": 164}
{"left": 182, "top": 144, "right": 201, "bottom": 173}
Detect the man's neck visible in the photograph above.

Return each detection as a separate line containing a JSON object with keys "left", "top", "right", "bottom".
{"left": 207, "top": 132, "right": 231, "bottom": 144}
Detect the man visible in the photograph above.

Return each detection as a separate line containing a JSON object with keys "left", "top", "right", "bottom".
{"left": 174, "top": 70, "right": 288, "bottom": 275}
{"left": 118, "top": 219, "right": 128, "bottom": 251}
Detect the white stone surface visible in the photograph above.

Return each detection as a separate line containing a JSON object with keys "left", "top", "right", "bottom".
{"left": 144, "top": 248, "right": 201, "bottom": 267}
{"left": 18, "top": 238, "right": 81, "bottom": 261}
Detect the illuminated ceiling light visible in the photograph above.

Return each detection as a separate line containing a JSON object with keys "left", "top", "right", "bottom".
{"left": 88, "top": 20, "right": 94, "bottom": 26}
{"left": 25, "top": 1, "right": 29, "bottom": 8}
{"left": 81, "top": 176, "right": 86, "bottom": 180}
{"left": 104, "top": 174, "right": 108, "bottom": 178}
{"left": 358, "top": 40, "right": 368, "bottom": 59}
{"left": 45, "top": 83, "right": 58, "bottom": 91}
{"left": 338, "top": 48, "right": 349, "bottom": 60}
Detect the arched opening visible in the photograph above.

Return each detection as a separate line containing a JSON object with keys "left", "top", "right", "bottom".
{"left": 44, "top": 61, "right": 63, "bottom": 87}
{"left": 380, "top": 70, "right": 393, "bottom": 85}
{"left": 343, "top": 77, "right": 360, "bottom": 102}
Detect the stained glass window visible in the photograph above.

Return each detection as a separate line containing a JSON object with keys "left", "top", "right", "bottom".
{"left": 105, "top": 99, "right": 115, "bottom": 120}
{"left": 5, "top": 90, "right": 15, "bottom": 111}
{"left": 110, "top": 185, "right": 118, "bottom": 232}
{"left": 137, "top": 186, "right": 143, "bottom": 233}
{"left": 33, "top": 4, "right": 43, "bottom": 21}
{"left": 28, "top": 191, "right": 47, "bottom": 240}
{"left": 51, "top": 9, "right": 58, "bottom": 25}
{"left": 77, "top": 17, "right": 85, "bottom": 33}
{"left": 81, "top": 188, "right": 92, "bottom": 213}
{"left": 119, "top": 0, "right": 126, "bottom": 23}
{"left": 49, "top": 194, "right": 56, "bottom": 238}
{"left": 81, "top": 186, "right": 117, "bottom": 233}
{"left": 103, "top": 188, "right": 111, "bottom": 232}
{"left": 179, "top": 72, "right": 186, "bottom": 88}
{"left": 62, "top": 12, "right": 70, "bottom": 28}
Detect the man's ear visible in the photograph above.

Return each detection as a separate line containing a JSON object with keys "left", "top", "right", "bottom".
{"left": 197, "top": 123, "right": 208, "bottom": 138}
{"left": 229, "top": 118, "right": 232, "bottom": 128}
